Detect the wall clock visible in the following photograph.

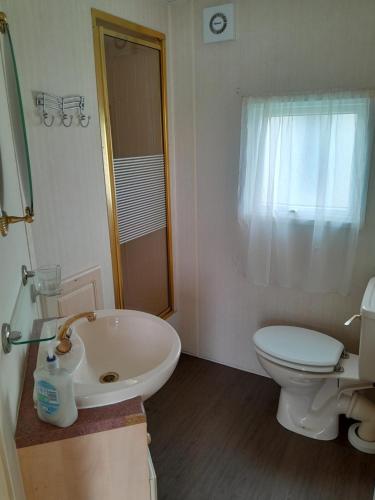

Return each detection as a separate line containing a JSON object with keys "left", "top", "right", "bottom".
{"left": 203, "top": 4, "right": 235, "bottom": 44}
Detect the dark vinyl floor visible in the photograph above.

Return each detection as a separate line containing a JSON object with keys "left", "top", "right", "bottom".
{"left": 144, "top": 354, "right": 375, "bottom": 500}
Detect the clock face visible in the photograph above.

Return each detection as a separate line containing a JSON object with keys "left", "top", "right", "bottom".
{"left": 209, "top": 12, "right": 228, "bottom": 35}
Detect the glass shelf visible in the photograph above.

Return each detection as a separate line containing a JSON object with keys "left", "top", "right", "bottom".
{"left": 11, "top": 318, "right": 58, "bottom": 346}
{"left": 2, "top": 267, "right": 61, "bottom": 354}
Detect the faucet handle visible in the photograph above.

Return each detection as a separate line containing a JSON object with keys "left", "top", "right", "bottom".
{"left": 344, "top": 314, "right": 361, "bottom": 327}
{"left": 56, "top": 338, "right": 72, "bottom": 355}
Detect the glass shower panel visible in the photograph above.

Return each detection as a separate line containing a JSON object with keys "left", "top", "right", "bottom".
{"left": 104, "top": 34, "right": 171, "bottom": 316}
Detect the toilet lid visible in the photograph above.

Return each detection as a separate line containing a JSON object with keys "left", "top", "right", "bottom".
{"left": 253, "top": 326, "right": 344, "bottom": 368}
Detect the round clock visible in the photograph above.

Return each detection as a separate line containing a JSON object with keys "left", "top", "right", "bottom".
{"left": 209, "top": 12, "right": 228, "bottom": 35}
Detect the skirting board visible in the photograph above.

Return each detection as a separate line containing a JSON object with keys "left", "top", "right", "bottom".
{"left": 181, "top": 350, "right": 269, "bottom": 379}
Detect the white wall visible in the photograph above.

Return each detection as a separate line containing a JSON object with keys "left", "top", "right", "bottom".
{"left": 167, "top": 0, "right": 199, "bottom": 352}
{"left": 170, "top": 0, "right": 375, "bottom": 374}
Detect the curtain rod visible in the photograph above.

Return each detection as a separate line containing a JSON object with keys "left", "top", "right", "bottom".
{"left": 235, "top": 87, "right": 375, "bottom": 99}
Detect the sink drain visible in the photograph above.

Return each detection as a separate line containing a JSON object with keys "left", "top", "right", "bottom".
{"left": 99, "top": 371, "right": 119, "bottom": 384}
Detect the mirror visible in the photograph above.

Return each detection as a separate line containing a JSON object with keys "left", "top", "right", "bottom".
{"left": 0, "top": 12, "right": 33, "bottom": 234}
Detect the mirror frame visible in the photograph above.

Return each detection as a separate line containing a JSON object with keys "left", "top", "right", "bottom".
{"left": 0, "top": 12, "right": 34, "bottom": 237}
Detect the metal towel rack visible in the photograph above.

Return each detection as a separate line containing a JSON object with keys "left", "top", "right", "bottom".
{"left": 36, "top": 92, "right": 90, "bottom": 127}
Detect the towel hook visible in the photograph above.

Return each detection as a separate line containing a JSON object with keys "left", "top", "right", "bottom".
{"left": 42, "top": 112, "right": 54, "bottom": 127}
{"left": 36, "top": 93, "right": 89, "bottom": 128}
{"left": 62, "top": 113, "right": 73, "bottom": 127}
{"left": 79, "top": 114, "right": 90, "bottom": 128}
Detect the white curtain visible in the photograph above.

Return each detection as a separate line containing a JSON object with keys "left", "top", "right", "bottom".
{"left": 238, "top": 92, "right": 373, "bottom": 295}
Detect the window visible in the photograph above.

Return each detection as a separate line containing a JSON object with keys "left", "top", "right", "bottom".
{"left": 239, "top": 94, "right": 372, "bottom": 225}
{"left": 237, "top": 92, "right": 373, "bottom": 294}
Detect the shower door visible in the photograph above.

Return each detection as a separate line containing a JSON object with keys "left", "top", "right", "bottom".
{"left": 93, "top": 11, "right": 173, "bottom": 317}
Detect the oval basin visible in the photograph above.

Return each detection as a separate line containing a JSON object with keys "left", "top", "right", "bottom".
{"left": 39, "top": 310, "right": 181, "bottom": 409}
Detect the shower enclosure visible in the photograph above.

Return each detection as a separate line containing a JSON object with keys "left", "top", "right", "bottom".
{"left": 92, "top": 10, "right": 173, "bottom": 317}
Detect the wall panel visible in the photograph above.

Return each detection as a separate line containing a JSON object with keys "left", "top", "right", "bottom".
{"left": 171, "top": 0, "right": 375, "bottom": 373}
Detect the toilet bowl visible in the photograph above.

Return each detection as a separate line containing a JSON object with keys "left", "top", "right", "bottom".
{"left": 253, "top": 278, "right": 375, "bottom": 453}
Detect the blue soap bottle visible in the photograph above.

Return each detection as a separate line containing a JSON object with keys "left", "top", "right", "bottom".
{"left": 34, "top": 343, "right": 78, "bottom": 427}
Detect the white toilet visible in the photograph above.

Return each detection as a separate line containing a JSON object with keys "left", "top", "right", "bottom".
{"left": 253, "top": 278, "right": 375, "bottom": 454}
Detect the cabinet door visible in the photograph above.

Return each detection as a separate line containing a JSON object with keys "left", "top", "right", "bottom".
{"left": 18, "top": 423, "right": 151, "bottom": 500}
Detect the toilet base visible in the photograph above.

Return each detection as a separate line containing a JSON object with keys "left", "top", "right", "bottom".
{"left": 276, "top": 388, "right": 339, "bottom": 441}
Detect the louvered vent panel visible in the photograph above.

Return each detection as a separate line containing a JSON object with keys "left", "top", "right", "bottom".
{"left": 113, "top": 154, "right": 167, "bottom": 244}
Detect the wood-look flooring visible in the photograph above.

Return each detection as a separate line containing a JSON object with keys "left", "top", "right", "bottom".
{"left": 145, "top": 354, "right": 375, "bottom": 500}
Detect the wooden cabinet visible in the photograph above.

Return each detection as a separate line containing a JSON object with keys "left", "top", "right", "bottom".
{"left": 18, "top": 422, "right": 151, "bottom": 500}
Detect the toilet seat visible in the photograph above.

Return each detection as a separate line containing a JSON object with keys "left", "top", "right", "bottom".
{"left": 254, "top": 326, "right": 344, "bottom": 374}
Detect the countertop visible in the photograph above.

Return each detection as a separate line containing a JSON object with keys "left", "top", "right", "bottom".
{"left": 15, "top": 319, "right": 146, "bottom": 449}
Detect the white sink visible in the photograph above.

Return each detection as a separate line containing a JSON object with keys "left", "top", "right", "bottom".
{"left": 37, "top": 310, "right": 181, "bottom": 409}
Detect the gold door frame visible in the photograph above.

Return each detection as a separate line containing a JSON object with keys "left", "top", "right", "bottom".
{"left": 92, "top": 9, "right": 174, "bottom": 317}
